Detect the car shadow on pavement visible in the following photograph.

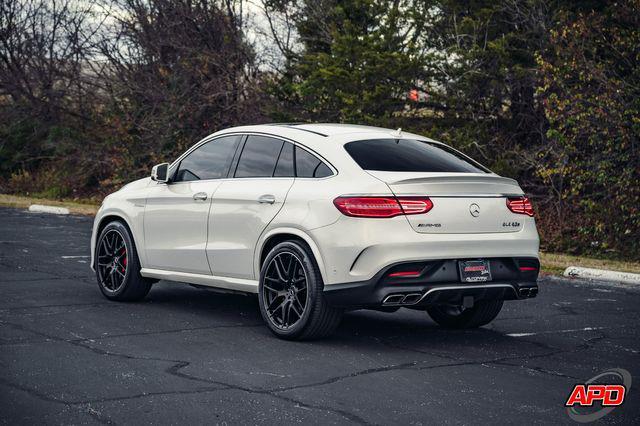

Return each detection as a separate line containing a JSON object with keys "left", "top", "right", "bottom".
{"left": 142, "top": 282, "right": 543, "bottom": 352}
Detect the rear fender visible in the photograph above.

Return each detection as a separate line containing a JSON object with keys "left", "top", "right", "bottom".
{"left": 255, "top": 227, "right": 327, "bottom": 284}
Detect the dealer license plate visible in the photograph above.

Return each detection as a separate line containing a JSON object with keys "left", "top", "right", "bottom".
{"left": 458, "top": 260, "right": 492, "bottom": 283}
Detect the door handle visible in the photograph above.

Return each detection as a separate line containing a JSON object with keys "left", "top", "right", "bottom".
{"left": 258, "top": 194, "right": 276, "bottom": 204}
{"left": 193, "top": 192, "right": 208, "bottom": 201}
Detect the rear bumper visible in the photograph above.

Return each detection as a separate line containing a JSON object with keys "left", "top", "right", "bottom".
{"left": 309, "top": 215, "right": 539, "bottom": 285}
{"left": 323, "top": 257, "right": 539, "bottom": 308}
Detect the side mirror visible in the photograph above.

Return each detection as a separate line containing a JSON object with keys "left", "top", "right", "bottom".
{"left": 151, "top": 163, "right": 170, "bottom": 183}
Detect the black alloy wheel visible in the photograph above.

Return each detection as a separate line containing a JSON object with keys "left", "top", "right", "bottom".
{"left": 259, "top": 241, "right": 343, "bottom": 340}
{"left": 262, "top": 251, "right": 309, "bottom": 329}
{"left": 95, "top": 221, "right": 152, "bottom": 301}
{"left": 97, "top": 229, "right": 128, "bottom": 293}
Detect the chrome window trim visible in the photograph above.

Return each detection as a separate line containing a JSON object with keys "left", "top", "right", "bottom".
{"left": 168, "top": 131, "right": 338, "bottom": 182}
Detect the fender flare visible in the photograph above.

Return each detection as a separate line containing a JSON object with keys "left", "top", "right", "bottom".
{"left": 92, "top": 208, "right": 146, "bottom": 270}
{"left": 254, "top": 227, "right": 327, "bottom": 283}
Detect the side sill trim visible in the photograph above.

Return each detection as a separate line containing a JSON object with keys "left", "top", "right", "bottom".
{"left": 140, "top": 268, "right": 259, "bottom": 294}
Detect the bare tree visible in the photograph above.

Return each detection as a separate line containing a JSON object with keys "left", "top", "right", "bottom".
{"left": 96, "top": 0, "right": 264, "bottom": 169}
{"left": 0, "top": 0, "right": 103, "bottom": 185}
{"left": 0, "top": 0, "right": 101, "bottom": 121}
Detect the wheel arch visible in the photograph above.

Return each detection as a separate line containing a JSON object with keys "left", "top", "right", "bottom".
{"left": 93, "top": 213, "right": 143, "bottom": 269}
{"left": 255, "top": 228, "right": 327, "bottom": 283}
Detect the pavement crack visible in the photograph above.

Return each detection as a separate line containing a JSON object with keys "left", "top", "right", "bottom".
{"left": 266, "top": 348, "right": 571, "bottom": 396}
{"left": 163, "top": 359, "right": 373, "bottom": 424}
{"left": 76, "top": 386, "right": 232, "bottom": 405}
{"left": 0, "top": 376, "right": 68, "bottom": 404}
{"left": 0, "top": 320, "right": 371, "bottom": 424}
{"left": 0, "top": 277, "right": 69, "bottom": 283}
{"left": 491, "top": 362, "right": 581, "bottom": 380}
{"left": 0, "top": 318, "right": 602, "bottom": 425}
{"left": 77, "top": 323, "right": 265, "bottom": 341}
{"left": 272, "top": 361, "right": 420, "bottom": 393}
{"left": 0, "top": 320, "right": 263, "bottom": 346}
{"left": 0, "top": 301, "right": 114, "bottom": 311}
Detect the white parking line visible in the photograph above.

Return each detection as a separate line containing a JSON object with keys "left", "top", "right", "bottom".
{"left": 506, "top": 326, "right": 606, "bottom": 338}
{"left": 61, "top": 255, "right": 90, "bottom": 259}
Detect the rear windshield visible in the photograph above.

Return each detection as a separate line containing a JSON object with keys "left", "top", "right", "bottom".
{"left": 344, "top": 139, "right": 489, "bottom": 173}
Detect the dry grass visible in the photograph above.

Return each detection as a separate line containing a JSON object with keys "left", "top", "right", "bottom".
{"left": 540, "top": 252, "right": 640, "bottom": 276}
{"left": 0, "top": 193, "right": 99, "bottom": 215}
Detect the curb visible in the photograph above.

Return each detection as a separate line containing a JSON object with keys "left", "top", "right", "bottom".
{"left": 28, "top": 204, "right": 70, "bottom": 215}
{"left": 564, "top": 266, "right": 640, "bottom": 285}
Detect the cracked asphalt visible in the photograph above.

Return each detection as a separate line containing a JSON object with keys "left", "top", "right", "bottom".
{"left": 0, "top": 206, "right": 639, "bottom": 425}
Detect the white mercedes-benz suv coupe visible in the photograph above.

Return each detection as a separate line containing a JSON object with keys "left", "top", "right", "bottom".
{"left": 91, "top": 123, "right": 539, "bottom": 339}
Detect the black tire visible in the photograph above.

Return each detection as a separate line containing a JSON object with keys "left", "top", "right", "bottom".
{"left": 95, "top": 220, "right": 152, "bottom": 302}
{"left": 258, "top": 240, "right": 343, "bottom": 340}
{"left": 426, "top": 300, "right": 503, "bottom": 329}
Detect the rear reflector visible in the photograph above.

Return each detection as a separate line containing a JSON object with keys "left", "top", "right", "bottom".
{"left": 333, "top": 196, "right": 433, "bottom": 218}
{"left": 519, "top": 266, "right": 537, "bottom": 272}
{"left": 388, "top": 271, "right": 422, "bottom": 278}
{"left": 506, "top": 197, "right": 534, "bottom": 217}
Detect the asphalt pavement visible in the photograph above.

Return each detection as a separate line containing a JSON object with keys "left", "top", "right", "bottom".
{"left": 0, "top": 206, "right": 638, "bottom": 425}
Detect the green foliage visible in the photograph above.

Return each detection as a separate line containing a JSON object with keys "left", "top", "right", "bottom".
{"left": 269, "top": 0, "right": 429, "bottom": 123}
{"left": 537, "top": 0, "right": 640, "bottom": 257}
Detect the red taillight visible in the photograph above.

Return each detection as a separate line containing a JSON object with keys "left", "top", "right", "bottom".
{"left": 333, "top": 197, "right": 403, "bottom": 218}
{"left": 333, "top": 196, "right": 433, "bottom": 218}
{"left": 388, "top": 270, "right": 422, "bottom": 278}
{"left": 397, "top": 197, "right": 434, "bottom": 215}
{"left": 519, "top": 266, "right": 537, "bottom": 272}
{"left": 506, "top": 197, "right": 534, "bottom": 217}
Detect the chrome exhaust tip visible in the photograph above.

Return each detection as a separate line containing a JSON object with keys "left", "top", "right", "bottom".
{"left": 383, "top": 294, "right": 405, "bottom": 305}
{"left": 401, "top": 293, "right": 422, "bottom": 305}
{"left": 519, "top": 288, "right": 530, "bottom": 298}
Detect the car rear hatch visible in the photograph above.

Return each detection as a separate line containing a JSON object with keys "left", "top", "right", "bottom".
{"left": 368, "top": 171, "right": 525, "bottom": 234}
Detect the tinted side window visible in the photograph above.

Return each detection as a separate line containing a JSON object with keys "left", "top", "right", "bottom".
{"left": 344, "top": 139, "right": 488, "bottom": 173}
{"left": 235, "top": 136, "right": 284, "bottom": 178}
{"left": 174, "top": 135, "right": 241, "bottom": 182}
{"left": 274, "top": 142, "right": 295, "bottom": 177}
{"left": 295, "top": 147, "right": 333, "bottom": 178}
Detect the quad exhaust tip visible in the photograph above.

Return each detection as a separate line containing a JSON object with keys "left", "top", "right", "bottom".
{"left": 384, "top": 285, "right": 538, "bottom": 306}
{"left": 382, "top": 293, "right": 423, "bottom": 306}
{"left": 518, "top": 287, "right": 538, "bottom": 298}
{"left": 402, "top": 293, "right": 422, "bottom": 304}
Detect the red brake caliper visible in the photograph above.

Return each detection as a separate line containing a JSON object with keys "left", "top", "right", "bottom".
{"left": 120, "top": 248, "right": 127, "bottom": 272}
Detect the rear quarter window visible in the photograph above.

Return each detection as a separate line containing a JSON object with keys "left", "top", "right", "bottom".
{"left": 295, "top": 146, "right": 333, "bottom": 178}
{"left": 344, "top": 139, "right": 489, "bottom": 173}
